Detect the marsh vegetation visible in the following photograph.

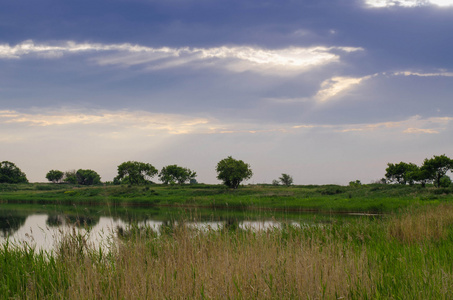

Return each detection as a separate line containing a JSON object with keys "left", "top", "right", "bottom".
{"left": 1, "top": 204, "right": 453, "bottom": 299}
{"left": 1, "top": 182, "right": 453, "bottom": 298}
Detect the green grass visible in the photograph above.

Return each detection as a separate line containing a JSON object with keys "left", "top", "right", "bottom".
{"left": 1, "top": 182, "right": 452, "bottom": 213}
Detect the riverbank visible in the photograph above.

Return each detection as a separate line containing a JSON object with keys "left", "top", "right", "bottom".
{"left": 1, "top": 182, "right": 452, "bottom": 213}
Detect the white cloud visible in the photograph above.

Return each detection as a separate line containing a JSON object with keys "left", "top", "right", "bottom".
{"left": 430, "top": 0, "right": 453, "bottom": 5}
{"left": 307, "top": 70, "right": 453, "bottom": 103}
{"left": 315, "top": 75, "right": 375, "bottom": 102}
{"left": 0, "top": 40, "right": 363, "bottom": 75}
{"left": 403, "top": 128, "right": 439, "bottom": 134}
{"left": 0, "top": 109, "right": 211, "bottom": 135}
{"left": 335, "top": 115, "right": 452, "bottom": 134}
{"left": 392, "top": 70, "right": 453, "bottom": 77}
{"left": 1, "top": 109, "right": 450, "bottom": 146}
{"left": 365, "top": 0, "right": 453, "bottom": 7}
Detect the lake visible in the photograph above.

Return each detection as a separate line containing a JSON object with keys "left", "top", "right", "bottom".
{"left": 0, "top": 202, "right": 370, "bottom": 252}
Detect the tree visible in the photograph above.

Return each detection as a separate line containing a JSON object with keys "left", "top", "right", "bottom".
{"left": 385, "top": 162, "right": 418, "bottom": 185}
{"left": 279, "top": 173, "right": 293, "bottom": 187}
{"left": 216, "top": 156, "right": 252, "bottom": 189}
{"left": 46, "top": 170, "right": 64, "bottom": 183}
{"left": 405, "top": 167, "right": 431, "bottom": 187}
{"left": 421, "top": 154, "right": 453, "bottom": 188}
{"left": 115, "top": 161, "right": 158, "bottom": 185}
{"left": 76, "top": 169, "right": 101, "bottom": 185}
{"left": 349, "top": 180, "right": 362, "bottom": 187}
{"left": 0, "top": 161, "right": 28, "bottom": 184}
{"left": 63, "top": 170, "right": 77, "bottom": 184}
{"left": 159, "top": 165, "right": 196, "bottom": 185}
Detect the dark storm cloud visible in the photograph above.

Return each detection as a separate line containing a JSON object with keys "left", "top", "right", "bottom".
{"left": 1, "top": 0, "right": 452, "bottom": 183}
{"left": 1, "top": 0, "right": 451, "bottom": 74}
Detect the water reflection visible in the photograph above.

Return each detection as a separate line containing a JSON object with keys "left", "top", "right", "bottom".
{"left": 2, "top": 214, "right": 126, "bottom": 252}
{"left": 46, "top": 215, "right": 64, "bottom": 227}
{"left": 0, "top": 214, "right": 27, "bottom": 237}
{"left": 46, "top": 214, "right": 100, "bottom": 227}
{"left": 0, "top": 204, "right": 369, "bottom": 252}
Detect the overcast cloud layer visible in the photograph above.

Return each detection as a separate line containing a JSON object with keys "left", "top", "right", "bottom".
{"left": 1, "top": 0, "right": 452, "bottom": 184}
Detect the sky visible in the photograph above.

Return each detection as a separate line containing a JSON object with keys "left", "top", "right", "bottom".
{"left": 1, "top": 0, "right": 453, "bottom": 185}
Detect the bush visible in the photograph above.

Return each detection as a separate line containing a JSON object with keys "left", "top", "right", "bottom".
{"left": 35, "top": 185, "right": 53, "bottom": 191}
{"left": 320, "top": 186, "right": 345, "bottom": 195}
{"left": 439, "top": 175, "right": 451, "bottom": 188}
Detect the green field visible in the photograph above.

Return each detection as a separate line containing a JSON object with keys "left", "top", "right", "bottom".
{"left": 1, "top": 182, "right": 453, "bottom": 213}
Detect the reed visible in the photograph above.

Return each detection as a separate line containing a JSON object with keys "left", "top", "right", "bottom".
{"left": 388, "top": 203, "right": 453, "bottom": 244}
{"left": 54, "top": 223, "right": 371, "bottom": 299}
{"left": 1, "top": 204, "right": 453, "bottom": 299}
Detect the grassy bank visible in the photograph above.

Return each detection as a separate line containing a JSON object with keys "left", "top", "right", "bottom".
{"left": 1, "top": 182, "right": 453, "bottom": 213}
{"left": 1, "top": 204, "right": 453, "bottom": 299}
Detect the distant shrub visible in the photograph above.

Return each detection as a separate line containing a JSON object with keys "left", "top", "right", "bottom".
{"left": 320, "top": 186, "right": 345, "bottom": 195}
{"left": 433, "top": 188, "right": 451, "bottom": 195}
{"left": 349, "top": 180, "right": 362, "bottom": 188}
{"left": 0, "top": 184, "right": 18, "bottom": 192}
{"left": 35, "top": 185, "right": 53, "bottom": 191}
{"left": 369, "top": 184, "right": 385, "bottom": 192}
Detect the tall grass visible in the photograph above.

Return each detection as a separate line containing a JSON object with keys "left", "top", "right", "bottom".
{"left": 2, "top": 204, "right": 453, "bottom": 299}
{"left": 388, "top": 204, "right": 453, "bottom": 244}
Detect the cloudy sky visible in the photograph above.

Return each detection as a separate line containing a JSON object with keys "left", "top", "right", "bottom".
{"left": 1, "top": 0, "right": 452, "bottom": 184}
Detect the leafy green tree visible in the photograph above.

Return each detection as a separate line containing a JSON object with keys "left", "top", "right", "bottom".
{"left": 349, "top": 180, "right": 362, "bottom": 187}
{"left": 421, "top": 154, "right": 453, "bottom": 187}
{"left": 0, "top": 161, "right": 28, "bottom": 184}
{"left": 159, "top": 165, "right": 196, "bottom": 185}
{"left": 63, "top": 170, "right": 78, "bottom": 184}
{"left": 279, "top": 173, "right": 293, "bottom": 186}
{"left": 439, "top": 175, "right": 452, "bottom": 188}
{"left": 385, "top": 162, "right": 418, "bottom": 185}
{"left": 405, "top": 167, "right": 431, "bottom": 187}
{"left": 46, "top": 170, "right": 64, "bottom": 183}
{"left": 216, "top": 156, "right": 252, "bottom": 189}
{"left": 76, "top": 169, "right": 101, "bottom": 185}
{"left": 115, "top": 161, "right": 158, "bottom": 185}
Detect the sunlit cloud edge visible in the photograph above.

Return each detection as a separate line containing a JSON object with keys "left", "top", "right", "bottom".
{"left": 365, "top": 0, "right": 453, "bottom": 8}
{"left": 0, "top": 40, "right": 363, "bottom": 75}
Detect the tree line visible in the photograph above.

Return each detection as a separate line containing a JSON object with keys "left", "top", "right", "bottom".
{"left": 1, "top": 154, "right": 452, "bottom": 188}
{"left": 385, "top": 154, "right": 453, "bottom": 187}
{"left": 0, "top": 156, "right": 254, "bottom": 189}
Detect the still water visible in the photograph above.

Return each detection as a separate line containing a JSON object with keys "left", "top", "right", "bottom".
{"left": 0, "top": 203, "right": 364, "bottom": 252}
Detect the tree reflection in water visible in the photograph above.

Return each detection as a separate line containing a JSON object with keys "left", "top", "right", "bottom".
{"left": 46, "top": 215, "right": 100, "bottom": 228}
{"left": 0, "top": 214, "right": 27, "bottom": 237}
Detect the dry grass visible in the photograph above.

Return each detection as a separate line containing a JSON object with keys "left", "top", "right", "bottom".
{"left": 56, "top": 224, "right": 373, "bottom": 299}
{"left": 10, "top": 204, "right": 453, "bottom": 299}
{"left": 388, "top": 204, "right": 453, "bottom": 244}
